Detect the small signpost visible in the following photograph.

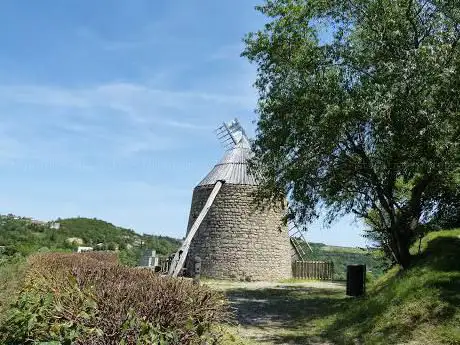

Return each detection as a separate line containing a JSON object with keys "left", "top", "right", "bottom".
{"left": 193, "top": 256, "right": 202, "bottom": 284}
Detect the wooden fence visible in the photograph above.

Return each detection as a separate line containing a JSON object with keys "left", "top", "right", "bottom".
{"left": 292, "top": 261, "right": 334, "bottom": 280}
{"left": 158, "top": 255, "right": 172, "bottom": 273}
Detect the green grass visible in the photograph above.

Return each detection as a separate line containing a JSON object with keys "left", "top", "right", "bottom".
{"left": 219, "top": 326, "right": 260, "bottom": 345}
{"left": 0, "top": 257, "right": 26, "bottom": 324}
{"left": 320, "top": 245, "right": 364, "bottom": 254}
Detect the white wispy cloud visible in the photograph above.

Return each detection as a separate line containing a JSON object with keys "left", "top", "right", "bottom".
{"left": 0, "top": 80, "right": 257, "bottom": 168}
{"left": 0, "top": 132, "right": 24, "bottom": 161}
{"left": 208, "top": 43, "right": 245, "bottom": 61}
{"left": 0, "top": 180, "right": 192, "bottom": 237}
{"left": 0, "top": 85, "right": 89, "bottom": 108}
{"left": 74, "top": 26, "right": 161, "bottom": 53}
{"left": 0, "top": 82, "right": 254, "bottom": 118}
{"left": 161, "top": 120, "right": 214, "bottom": 130}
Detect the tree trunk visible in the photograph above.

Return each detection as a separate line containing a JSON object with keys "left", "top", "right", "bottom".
{"left": 395, "top": 229, "right": 412, "bottom": 269}
{"left": 392, "top": 214, "right": 417, "bottom": 269}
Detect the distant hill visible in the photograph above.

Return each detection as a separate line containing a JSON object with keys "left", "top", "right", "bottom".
{"left": 57, "top": 218, "right": 181, "bottom": 254}
{"left": 300, "top": 241, "right": 387, "bottom": 280}
{"left": 0, "top": 215, "right": 181, "bottom": 266}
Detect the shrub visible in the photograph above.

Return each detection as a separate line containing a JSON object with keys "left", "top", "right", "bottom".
{"left": 0, "top": 256, "right": 26, "bottom": 325}
{"left": 80, "top": 251, "right": 119, "bottom": 264}
{"left": 0, "top": 252, "right": 230, "bottom": 344}
{"left": 365, "top": 271, "right": 376, "bottom": 285}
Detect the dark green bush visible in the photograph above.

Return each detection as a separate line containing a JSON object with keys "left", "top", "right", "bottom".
{"left": 0, "top": 252, "right": 230, "bottom": 344}
{"left": 365, "top": 271, "right": 376, "bottom": 285}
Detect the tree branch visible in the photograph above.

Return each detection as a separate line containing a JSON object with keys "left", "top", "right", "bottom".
{"left": 406, "top": 0, "right": 420, "bottom": 48}
{"left": 346, "top": 133, "right": 395, "bottom": 223}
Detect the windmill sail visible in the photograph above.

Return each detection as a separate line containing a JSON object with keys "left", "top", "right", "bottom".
{"left": 289, "top": 223, "right": 313, "bottom": 261}
{"left": 215, "top": 118, "right": 250, "bottom": 150}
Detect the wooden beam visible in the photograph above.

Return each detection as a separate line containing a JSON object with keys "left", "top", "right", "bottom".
{"left": 169, "top": 180, "right": 224, "bottom": 277}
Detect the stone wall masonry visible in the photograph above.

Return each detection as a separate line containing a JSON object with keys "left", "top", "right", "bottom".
{"left": 185, "top": 184, "right": 292, "bottom": 281}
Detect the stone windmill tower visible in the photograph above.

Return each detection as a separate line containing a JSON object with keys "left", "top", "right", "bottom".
{"left": 169, "top": 119, "right": 292, "bottom": 281}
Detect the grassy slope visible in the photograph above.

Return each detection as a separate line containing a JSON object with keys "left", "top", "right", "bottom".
{"left": 312, "top": 229, "right": 460, "bottom": 345}
{"left": 0, "top": 258, "right": 25, "bottom": 325}
{"left": 320, "top": 245, "right": 364, "bottom": 253}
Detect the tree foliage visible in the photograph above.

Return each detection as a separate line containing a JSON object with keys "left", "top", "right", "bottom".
{"left": 243, "top": 0, "right": 460, "bottom": 268}
{"left": 425, "top": 175, "right": 460, "bottom": 230}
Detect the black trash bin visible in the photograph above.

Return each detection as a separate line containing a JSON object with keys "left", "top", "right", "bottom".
{"left": 346, "top": 264, "right": 366, "bottom": 296}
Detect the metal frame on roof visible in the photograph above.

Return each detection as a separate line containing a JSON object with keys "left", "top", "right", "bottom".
{"left": 197, "top": 119, "right": 257, "bottom": 186}
{"left": 215, "top": 118, "right": 249, "bottom": 150}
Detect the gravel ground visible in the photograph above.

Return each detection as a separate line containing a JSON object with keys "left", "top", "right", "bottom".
{"left": 204, "top": 280, "right": 346, "bottom": 345}
{"left": 205, "top": 280, "right": 345, "bottom": 291}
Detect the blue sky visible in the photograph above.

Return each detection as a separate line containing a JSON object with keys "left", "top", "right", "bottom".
{"left": 0, "top": 0, "right": 366, "bottom": 247}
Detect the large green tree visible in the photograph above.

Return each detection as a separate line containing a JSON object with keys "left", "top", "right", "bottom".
{"left": 243, "top": 0, "right": 460, "bottom": 268}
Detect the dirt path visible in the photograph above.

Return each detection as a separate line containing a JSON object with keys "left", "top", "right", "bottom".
{"left": 205, "top": 281, "right": 346, "bottom": 345}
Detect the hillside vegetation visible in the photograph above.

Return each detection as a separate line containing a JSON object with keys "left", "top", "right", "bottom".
{"left": 0, "top": 215, "right": 181, "bottom": 266}
{"left": 301, "top": 242, "right": 386, "bottom": 280}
